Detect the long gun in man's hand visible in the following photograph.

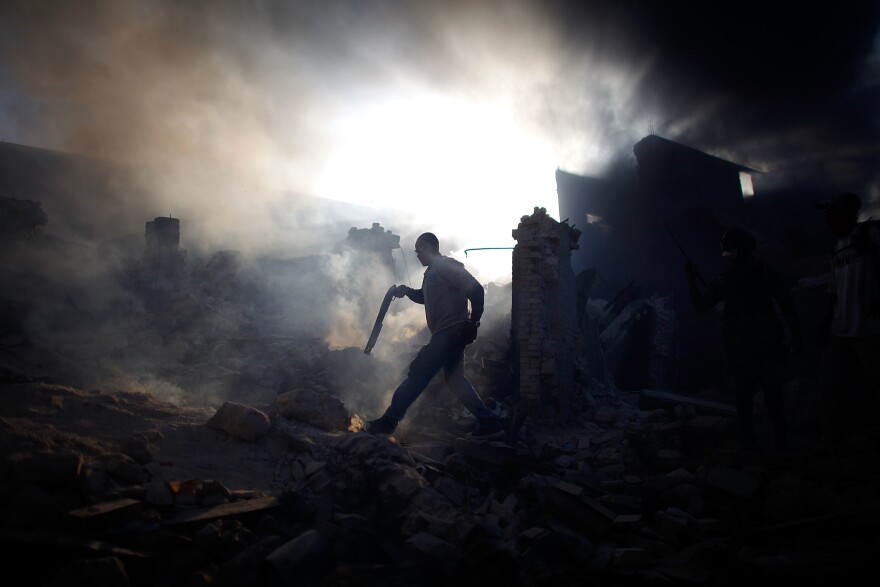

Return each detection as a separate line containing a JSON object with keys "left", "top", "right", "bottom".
{"left": 364, "top": 285, "right": 398, "bottom": 355}
{"left": 665, "top": 223, "right": 707, "bottom": 287}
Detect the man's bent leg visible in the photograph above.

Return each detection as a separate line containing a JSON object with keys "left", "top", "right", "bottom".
{"left": 441, "top": 336, "right": 499, "bottom": 427}
{"left": 369, "top": 335, "right": 448, "bottom": 433}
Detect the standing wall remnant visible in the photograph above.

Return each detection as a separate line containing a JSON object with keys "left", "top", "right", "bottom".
{"left": 334, "top": 223, "right": 401, "bottom": 274}
{"left": 511, "top": 207, "right": 581, "bottom": 414}
{"left": 143, "top": 216, "right": 187, "bottom": 295}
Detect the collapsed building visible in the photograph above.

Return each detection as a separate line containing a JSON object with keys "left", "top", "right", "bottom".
{"left": 334, "top": 222, "right": 402, "bottom": 274}
{"left": 557, "top": 134, "right": 834, "bottom": 393}
{"left": 1, "top": 139, "right": 878, "bottom": 585}
{"left": 0, "top": 195, "right": 48, "bottom": 241}
{"left": 141, "top": 216, "right": 188, "bottom": 299}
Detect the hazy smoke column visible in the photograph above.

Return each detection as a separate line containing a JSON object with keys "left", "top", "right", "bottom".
{"left": 1, "top": 0, "right": 878, "bottom": 410}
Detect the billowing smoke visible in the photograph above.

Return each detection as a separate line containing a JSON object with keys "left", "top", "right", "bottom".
{"left": 5, "top": 0, "right": 877, "bottom": 248}
{"left": 1, "top": 0, "right": 878, "bottom": 413}
{"left": 0, "top": 0, "right": 686, "bottom": 279}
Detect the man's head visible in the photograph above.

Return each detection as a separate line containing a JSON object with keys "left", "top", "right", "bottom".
{"left": 415, "top": 232, "right": 440, "bottom": 267}
{"left": 818, "top": 192, "right": 861, "bottom": 237}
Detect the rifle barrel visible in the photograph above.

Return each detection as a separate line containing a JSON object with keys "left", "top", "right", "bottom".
{"left": 664, "top": 223, "right": 707, "bottom": 286}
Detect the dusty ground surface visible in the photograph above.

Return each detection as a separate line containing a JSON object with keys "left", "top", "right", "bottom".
{"left": 2, "top": 235, "right": 879, "bottom": 586}
{"left": 3, "top": 366, "right": 880, "bottom": 587}
{"left": 0, "top": 381, "right": 286, "bottom": 495}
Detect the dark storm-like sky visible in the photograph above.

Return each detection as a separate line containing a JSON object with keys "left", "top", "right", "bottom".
{"left": 0, "top": 0, "right": 877, "bottom": 269}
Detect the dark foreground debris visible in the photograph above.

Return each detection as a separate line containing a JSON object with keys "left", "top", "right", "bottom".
{"left": 2, "top": 375, "right": 878, "bottom": 587}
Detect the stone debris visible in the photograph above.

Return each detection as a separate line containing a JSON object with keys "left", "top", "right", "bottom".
{"left": 2, "top": 217, "right": 878, "bottom": 586}
{"left": 277, "top": 387, "right": 350, "bottom": 431}
{"left": 3, "top": 372, "right": 877, "bottom": 586}
{"left": 206, "top": 401, "right": 271, "bottom": 441}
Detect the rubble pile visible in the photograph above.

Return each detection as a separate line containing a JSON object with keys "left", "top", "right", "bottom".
{"left": 0, "top": 195, "right": 49, "bottom": 241}
{"left": 2, "top": 362, "right": 877, "bottom": 586}
{"left": 1, "top": 215, "right": 878, "bottom": 586}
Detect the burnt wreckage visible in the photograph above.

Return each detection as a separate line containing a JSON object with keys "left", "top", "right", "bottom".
{"left": 557, "top": 134, "right": 834, "bottom": 394}
{"left": 0, "top": 139, "right": 877, "bottom": 585}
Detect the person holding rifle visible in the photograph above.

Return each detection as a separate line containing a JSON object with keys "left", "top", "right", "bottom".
{"left": 684, "top": 228, "right": 803, "bottom": 450}
{"left": 365, "top": 232, "right": 504, "bottom": 438}
{"left": 816, "top": 192, "right": 880, "bottom": 453}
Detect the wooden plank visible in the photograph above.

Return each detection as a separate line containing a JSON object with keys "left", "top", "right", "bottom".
{"left": 452, "top": 439, "right": 516, "bottom": 466}
{"left": 639, "top": 389, "right": 736, "bottom": 416}
{"left": 164, "top": 495, "right": 281, "bottom": 526}
{"left": 0, "top": 530, "right": 149, "bottom": 557}
{"left": 546, "top": 485, "right": 615, "bottom": 540}
{"left": 68, "top": 498, "right": 142, "bottom": 521}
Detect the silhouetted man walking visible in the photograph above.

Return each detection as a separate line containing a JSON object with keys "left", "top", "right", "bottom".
{"left": 366, "top": 232, "right": 504, "bottom": 438}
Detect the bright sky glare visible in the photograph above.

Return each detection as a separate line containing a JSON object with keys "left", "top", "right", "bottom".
{"left": 315, "top": 89, "right": 561, "bottom": 284}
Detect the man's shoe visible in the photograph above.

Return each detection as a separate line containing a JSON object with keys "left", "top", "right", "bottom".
{"left": 365, "top": 415, "right": 397, "bottom": 435}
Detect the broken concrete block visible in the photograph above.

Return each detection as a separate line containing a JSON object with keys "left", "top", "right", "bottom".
{"left": 612, "top": 547, "right": 655, "bottom": 567}
{"left": 8, "top": 451, "right": 83, "bottom": 489}
{"left": 401, "top": 511, "right": 457, "bottom": 541}
{"left": 144, "top": 481, "right": 174, "bottom": 506}
{"left": 43, "top": 555, "right": 130, "bottom": 587}
{"left": 306, "top": 470, "right": 334, "bottom": 495}
{"left": 433, "top": 475, "right": 465, "bottom": 507}
{"left": 201, "top": 493, "right": 229, "bottom": 507}
{"left": 612, "top": 514, "right": 642, "bottom": 525}
{"left": 277, "top": 388, "right": 349, "bottom": 431}
{"left": 706, "top": 465, "right": 761, "bottom": 499}
{"left": 123, "top": 437, "right": 153, "bottom": 465}
{"left": 407, "top": 442, "right": 452, "bottom": 464}
{"left": 263, "top": 529, "right": 333, "bottom": 581}
{"left": 406, "top": 531, "right": 459, "bottom": 560}
{"left": 656, "top": 506, "right": 692, "bottom": 546}
{"left": 303, "top": 460, "right": 326, "bottom": 478}
{"left": 79, "top": 464, "right": 108, "bottom": 498}
{"left": 207, "top": 402, "right": 270, "bottom": 442}
{"left": 554, "top": 480, "right": 584, "bottom": 497}
{"left": 594, "top": 407, "right": 616, "bottom": 424}
{"left": 107, "top": 454, "right": 151, "bottom": 485}
{"left": 761, "top": 474, "right": 809, "bottom": 522}
{"left": 202, "top": 479, "right": 232, "bottom": 499}
{"left": 547, "top": 482, "right": 615, "bottom": 540}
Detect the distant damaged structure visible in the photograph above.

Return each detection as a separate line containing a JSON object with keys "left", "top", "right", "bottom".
{"left": 557, "top": 134, "right": 828, "bottom": 393}
{"left": 335, "top": 222, "right": 402, "bottom": 274}
{"left": 0, "top": 196, "right": 48, "bottom": 241}
{"left": 141, "top": 216, "right": 187, "bottom": 298}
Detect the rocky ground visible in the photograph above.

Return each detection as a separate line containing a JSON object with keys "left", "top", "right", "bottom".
{"left": 2, "top": 236, "right": 879, "bottom": 586}
{"left": 2, "top": 345, "right": 879, "bottom": 587}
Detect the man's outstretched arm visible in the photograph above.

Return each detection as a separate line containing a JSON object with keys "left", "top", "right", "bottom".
{"left": 394, "top": 285, "right": 424, "bottom": 304}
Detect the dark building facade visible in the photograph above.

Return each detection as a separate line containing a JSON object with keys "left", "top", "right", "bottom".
{"left": 557, "top": 134, "right": 814, "bottom": 392}
{"left": 142, "top": 216, "right": 187, "bottom": 297}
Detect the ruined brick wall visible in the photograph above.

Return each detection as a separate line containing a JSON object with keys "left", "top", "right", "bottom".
{"left": 143, "top": 216, "right": 187, "bottom": 294}
{"left": 511, "top": 207, "right": 581, "bottom": 413}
